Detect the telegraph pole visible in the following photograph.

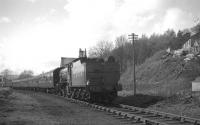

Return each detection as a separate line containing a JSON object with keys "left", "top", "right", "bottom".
{"left": 128, "top": 33, "right": 138, "bottom": 95}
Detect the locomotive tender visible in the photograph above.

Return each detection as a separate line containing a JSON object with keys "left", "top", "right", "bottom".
{"left": 11, "top": 49, "right": 121, "bottom": 102}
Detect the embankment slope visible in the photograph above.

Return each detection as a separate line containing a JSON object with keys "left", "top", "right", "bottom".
{"left": 120, "top": 50, "right": 200, "bottom": 97}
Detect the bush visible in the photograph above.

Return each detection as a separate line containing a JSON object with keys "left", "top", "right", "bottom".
{"left": 0, "top": 87, "right": 12, "bottom": 98}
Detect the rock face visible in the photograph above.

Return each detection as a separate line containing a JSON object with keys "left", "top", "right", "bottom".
{"left": 120, "top": 50, "right": 200, "bottom": 97}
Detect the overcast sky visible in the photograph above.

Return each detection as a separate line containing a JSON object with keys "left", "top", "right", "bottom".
{"left": 0, "top": 0, "right": 199, "bottom": 74}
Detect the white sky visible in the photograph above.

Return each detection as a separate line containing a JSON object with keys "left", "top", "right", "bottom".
{"left": 0, "top": 0, "right": 199, "bottom": 74}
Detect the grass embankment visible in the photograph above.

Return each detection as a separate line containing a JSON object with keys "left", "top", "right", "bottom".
{"left": 120, "top": 50, "right": 200, "bottom": 97}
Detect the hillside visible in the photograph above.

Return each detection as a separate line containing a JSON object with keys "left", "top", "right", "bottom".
{"left": 120, "top": 50, "right": 200, "bottom": 97}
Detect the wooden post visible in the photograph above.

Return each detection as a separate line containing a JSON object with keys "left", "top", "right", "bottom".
{"left": 129, "top": 33, "right": 138, "bottom": 95}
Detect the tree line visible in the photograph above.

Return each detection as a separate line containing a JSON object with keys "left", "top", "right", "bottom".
{"left": 89, "top": 28, "right": 192, "bottom": 72}
{"left": 0, "top": 69, "right": 34, "bottom": 80}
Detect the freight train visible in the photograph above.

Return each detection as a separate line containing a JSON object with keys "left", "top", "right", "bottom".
{"left": 9, "top": 49, "right": 121, "bottom": 102}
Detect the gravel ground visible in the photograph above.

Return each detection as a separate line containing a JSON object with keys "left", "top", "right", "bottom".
{"left": 0, "top": 89, "right": 134, "bottom": 125}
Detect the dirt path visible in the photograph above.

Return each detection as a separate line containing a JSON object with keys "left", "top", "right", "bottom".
{"left": 0, "top": 90, "right": 132, "bottom": 125}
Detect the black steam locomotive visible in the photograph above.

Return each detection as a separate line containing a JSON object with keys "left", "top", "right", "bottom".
{"left": 10, "top": 50, "right": 121, "bottom": 102}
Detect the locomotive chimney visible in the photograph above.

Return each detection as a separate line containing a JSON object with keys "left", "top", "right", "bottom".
{"left": 79, "top": 48, "right": 87, "bottom": 58}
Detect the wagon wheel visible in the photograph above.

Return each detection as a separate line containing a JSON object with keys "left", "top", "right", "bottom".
{"left": 84, "top": 91, "right": 91, "bottom": 101}
{"left": 66, "top": 86, "right": 71, "bottom": 98}
{"left": 80, "top": 90, "right": 86, "bottom": 100}
{"left": 71, "top": 90, "right": 75, "bottom": 98}
{"left": 74, "top": 89, "right": 80, "bottom": 99}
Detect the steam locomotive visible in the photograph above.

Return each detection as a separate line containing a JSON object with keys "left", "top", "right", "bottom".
{"left": 10, "top": 49, "right": 121, "bottom": 102}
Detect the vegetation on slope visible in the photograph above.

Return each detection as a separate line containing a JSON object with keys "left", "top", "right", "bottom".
{"left": 120, "top": 50, "right": 200, "bottom": 96}
{"left": 88, "top": 23, "right": 200, "bottom": 97}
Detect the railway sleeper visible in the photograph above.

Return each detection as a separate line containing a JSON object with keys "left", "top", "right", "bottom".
{"left": 62, "top": 92, "right": 199, "bottom": 125}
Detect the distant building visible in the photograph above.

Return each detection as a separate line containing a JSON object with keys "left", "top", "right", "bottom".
{"left": 5, "top": 75, "right": 18, "bottom": 80}
{"left": 60, "top": 57, "right": 76, "bottom": 67}
{"left": 79, "top": 48, "right": 87, "bottom": 58}
{"left": 182, "top": 39, "right": 191, "bottom": 51}
{"left": 191, "top": 31, "right": 200, "bottom": 54}
{"left": 181, "top": 29, "right": 200, "bottom": 54}
{"left": 192, "top": 77, "right": 200, "bottom": 92}
{"left": 60, "top": 49, "right": 87, "bottom": 67}
{"left": 192, "top": 76, "right": 200, "bottom": 102}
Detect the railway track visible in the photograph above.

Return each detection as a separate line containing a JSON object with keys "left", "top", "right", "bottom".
{"left": 21, "top": 90, "right": 200, "bottom": 125}
{"left": 119, "top": 104, "right": 200, "bottom": 125}
{"left": 56, "top": 95, "right": 200, "bottom": 125}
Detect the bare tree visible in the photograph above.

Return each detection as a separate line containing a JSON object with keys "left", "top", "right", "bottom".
{"left": 113, "top": 35, "right": 128, "bottom": 72}
{"left": 0, "top": 69, "right": 13, "bottom": 79}
{"left": 89, "top": 40, "right": 114, "bottom": 58}
{"left": 115, "top": 35, "right": 127, "bottom": 48}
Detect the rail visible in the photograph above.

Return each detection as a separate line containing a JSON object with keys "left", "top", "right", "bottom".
{"left": 120, "top": 104, "right": 200, "bottom": 125}
{"left": 53, "top": 94, "right": 200, "bottom": 125}
{"left": 24, "top": 90, "right": 200, "bottom": 125}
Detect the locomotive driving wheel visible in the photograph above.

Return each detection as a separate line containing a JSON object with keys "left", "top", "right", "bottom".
{"left": 66, "top": 86, "right": 71, "bottom": 98}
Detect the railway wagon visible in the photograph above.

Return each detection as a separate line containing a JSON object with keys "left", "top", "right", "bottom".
{"left": 56, "top": 56, "right": 121, "bottom": 102}
{"left": 12, "top": 71, "right": 54, "bottom": 92}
